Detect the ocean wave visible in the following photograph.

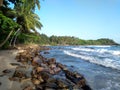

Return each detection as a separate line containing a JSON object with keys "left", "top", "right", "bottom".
{"left": 84, "top": 45, "right": 111, "bottom": 48}
{"left": 72, "top": 47, "right": 95, "bottom": 52}
{"left": 72, "top": 47, "right": 120, "bottom": 56}
{"left": 63, "top": 50, "right": 120, "bottom": 70}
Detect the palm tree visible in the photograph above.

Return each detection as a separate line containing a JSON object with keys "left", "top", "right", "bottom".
{"left": 10, "top": 0, "right": 42, "bottom": 46}
{"left": 15, "top": 0, "right": 42, "bottom": 33}
{"left": 0, "top": 0, "right": 43, "bottom": 47}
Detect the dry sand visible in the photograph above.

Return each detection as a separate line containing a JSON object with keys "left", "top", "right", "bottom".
{"left": 0, "top": 50, "right": 22, "bottom": 90}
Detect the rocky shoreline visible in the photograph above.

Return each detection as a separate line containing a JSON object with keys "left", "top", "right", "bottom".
{"left": 0, "top": 45, "right": 92, "bottom": 90}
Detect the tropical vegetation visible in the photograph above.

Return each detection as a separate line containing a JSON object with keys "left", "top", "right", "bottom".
{"left": 39, "top": 35, "right": 118, "bottom": 45}
{"left": 0, "top": 0, "right": 42, "bottom": 48}
{"left": 0, "top": 0, "right": 118, "bottom": 49}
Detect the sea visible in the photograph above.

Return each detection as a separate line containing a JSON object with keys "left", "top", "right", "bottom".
{"left": 42, "top": 45, "right": 120, "bottom": 90}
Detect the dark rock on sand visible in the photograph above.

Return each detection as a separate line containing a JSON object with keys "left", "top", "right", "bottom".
{"left": 10, "top": 63, "right": 20, "bottom": 66}
{"left": 2, "top": 69, "right": 11, "bottom": 74}
{"left": 47, "top": 58, "right": 56, "bottom": 65}
{"left": 43, "top": 51, "right": 50, "bottom": 54}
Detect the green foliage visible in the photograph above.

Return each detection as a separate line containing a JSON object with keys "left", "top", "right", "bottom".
{"left": 96, "top": 38, "right": 118, "bottom": 45}
{"left": 0, "top": 0, "right": 42, "bottom": 48}
{"left": 48, "top": 35, "right": 118, "bottom": 45}
{"left": 0, "top": 13, "right": 19, "bottom": 48}
{"left": 17, "top": 33, "right": 41, "bottom": 44}
{"left": 14, "top": 0, "right": 43, "bottom": 33}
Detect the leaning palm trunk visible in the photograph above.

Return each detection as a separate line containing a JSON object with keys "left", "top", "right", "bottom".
{"left": 9, "top": 28, "right": 20, "bottom": 46}
{"left": 13, "top": 29, "right": 21, "bottom": 47}
{"left": 0, "top": 30, "right": 14, "bottom": 48}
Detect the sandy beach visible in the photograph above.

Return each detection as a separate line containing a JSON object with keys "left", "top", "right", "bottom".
{"left": 0, "top": 50, "right": 22, "bottom": 90}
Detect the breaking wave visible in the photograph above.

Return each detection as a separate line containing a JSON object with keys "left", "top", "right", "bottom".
{"left": 63, "top": 50, "right": 120, "bottom": 70}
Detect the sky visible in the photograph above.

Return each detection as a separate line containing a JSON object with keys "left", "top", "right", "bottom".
{"left": 36, "top": 0, "right": 120, "bottom": 43}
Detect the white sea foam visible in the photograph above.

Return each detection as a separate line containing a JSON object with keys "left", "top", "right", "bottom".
{"left": 110, "top": 51, "right": 120, "bottom": 56}
{"left": 85, "top": 45, "right": 111, "bottom": 48}
{"left": 63, "top": 50, "right": 120, "bottom": 70}
{"left": 72, "top": 48, "right": 95, "bottom": 52}
{"left": 72, "top": 47, "right": 120, "bottom": 56}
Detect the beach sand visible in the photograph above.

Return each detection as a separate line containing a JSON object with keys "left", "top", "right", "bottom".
{"left": 0, "top": 50, "right": 22, "bottom": 90}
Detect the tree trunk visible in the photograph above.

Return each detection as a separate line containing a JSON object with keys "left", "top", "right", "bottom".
{"left": 0, "top": 30, "right": 14, "bottom": 48}
{"left": 13, "top": 29, "right": 20, "bottom": 47}
{"left": 9, "top": 28, "right": 20, "bottom": 46}
{"left": 0, "top": 0, "right": 3, "bottom": 7}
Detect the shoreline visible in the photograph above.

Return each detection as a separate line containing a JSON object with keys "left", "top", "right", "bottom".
{"left": 0, "top": 50, "right": 22, "bottom": 90}
{"left": 0, "top": 45, "right": 91, "bottom": 90}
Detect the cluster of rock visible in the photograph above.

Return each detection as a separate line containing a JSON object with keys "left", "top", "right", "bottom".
{"left": 2, "top": 46, "right": 92, "bottom": 90}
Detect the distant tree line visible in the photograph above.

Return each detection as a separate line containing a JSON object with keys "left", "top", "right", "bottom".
{"left": 21, "top": 34, "right": 118, "bottom": 45}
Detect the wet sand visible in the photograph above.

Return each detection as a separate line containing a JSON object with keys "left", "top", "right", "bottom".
{"left": 0, "top": 50, "right": 22, "bottom": 90}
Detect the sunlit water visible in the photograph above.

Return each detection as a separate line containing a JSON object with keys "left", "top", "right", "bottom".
{"left": 42, "top": 45, "right": 120, "bottom": 90}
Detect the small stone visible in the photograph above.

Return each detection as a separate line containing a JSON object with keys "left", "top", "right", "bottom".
{"left": 47, "top": 58, "right": 56, "bottom": 65}
{"left": 49, "top": 70, "right": 55, "bottom": 74}
{"left": 23, "top": 85, "right": 33, "bottom": 90}
{"left": 32, "top": 79, "right": 40, "bottom": 85}
{"left": 54, "top": 67, "right": 61, "bottom": 74}
{"left": 2, "top": 69, "right": 11, "bottom": 74}
{"left": 36, "top": 67, "right": 44, "bottom": 73}
{"left": 37, "top": 76, "right": 44, "bottom": 82}
{"left": 49, "top": 64, "right": 56, "bottom": 69}
{"left": 10, "top": 63, "right": 20, "bottom": 66}
{"left": 56, "top": 79, "right": 69, "bottom": 89}
{"left": 9, "top": 77, "right": 20, "bottom": 81}
{"left": 40, "top": 71, "right": 50, "bottom": 82}
{"left": 44, "top": 51, "right": 50, "bottom": 54}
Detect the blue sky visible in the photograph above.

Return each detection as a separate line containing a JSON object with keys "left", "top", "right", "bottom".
{"left": 36, "top": 0, "right": 120, "bottom": 43}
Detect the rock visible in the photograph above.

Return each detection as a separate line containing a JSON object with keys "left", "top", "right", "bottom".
{"left": 53, "top": 67, "right": 61, "bottom": 74}
{"left": 32, "top": 60, "right": 38, "bottom": 66}
{"left": 40, "top": 71, "right": 50, "bottom": 82}
{"left": 23, "top": 86, "right": 33, "bottom": 90}
{"left": 47, "top": 78, "right": 56, "bottom": 83}
{"left": 47, "top": 58, "right": 56, "bottom": 65}
{"left": 36, "top": 67, "right": 44, "bottom": 73}
{"left": 13, "top": 70, "right": 27, "bottom": 78}
{"left": 2, "top": 69, "right": 11, "bottom": 74}
{"left": 33, "top": 56, "right": 41, "bottom": 63}
{"left": 0, "top": 82, "right": 1, "bottom": 85}
{"left": 10, "top": 63, "right": 20, "bottom": 66}
{"left": 49, "top": 64, "right": 56, "bottom": 69}
{"left": 37, "top": 76, "right": 44, "bottom": 83}
{"left": 21, "top": 78, "right": 35, "bottom": 90}
{"left": 64, "top": 70, "right": 88, "bottom": 88}
{"left": 32, "top": 79, "right": 41, "bottom": 85}
{"left": 44, "top": 51, "right": 50, "bottom": 54}
{"left": 11, "top": 66, "right": 29, "bottom": 81}
{"left": 49, "top": 70, "right": 55, "bottom": 75}
{"left": 21, "top": 78, "right": 31, "bottom": 83}
{"left": 82, "top": 85, "right": 92, "bottom": 90}
{"left": 40, "top": 63, "right": 48, "bottom": 68}
{"left": 57, "top": 63, "right": 67, "bottom": 71}
{"left": 43, "top": 83, "right": 57, "bottom": 90}
{"left": 9, "top": 77, "right": 20, "bottom": 81}
{"left": 38, "top": 54, "right": 47, "bottom": 61}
